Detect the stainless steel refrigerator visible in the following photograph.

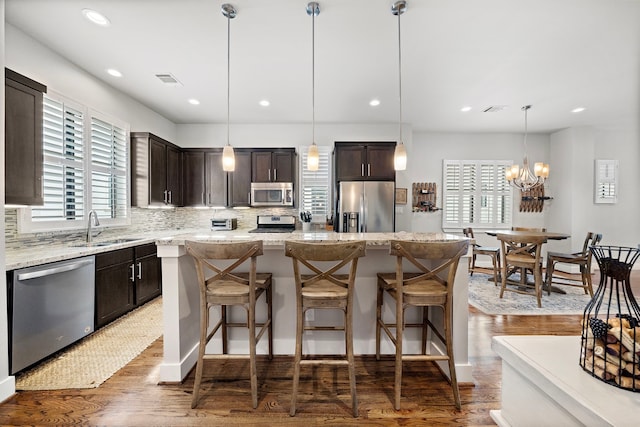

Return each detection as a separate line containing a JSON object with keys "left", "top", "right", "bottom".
{"left": 337, "top": 181, "right": 395, "bottom": 232}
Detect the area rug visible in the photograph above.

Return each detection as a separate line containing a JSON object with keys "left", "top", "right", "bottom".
{"left": 468, "top": 273, "right": 592, "bottom": 315}
{"left": 15, "top": 297, "right": 163, "bottom": 390}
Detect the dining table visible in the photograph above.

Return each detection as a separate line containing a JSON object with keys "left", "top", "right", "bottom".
{"left": 483, "top": 229, "right": 571, "bottom": 294}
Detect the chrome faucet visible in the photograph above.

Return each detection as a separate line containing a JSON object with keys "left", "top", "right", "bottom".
{"left": 86, "top": 210, "right": 101, "bottom": 243}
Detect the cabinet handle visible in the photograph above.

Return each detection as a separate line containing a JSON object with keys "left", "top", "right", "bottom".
{"left": 137, "top": 262, "right": 142, "bottom": 280}
{"left": 168, "top": 190, "right": 172, "bottom": 204}
{"left": 268, "top": 169, "right": 271, "bottom": 181}
{"left": 273, "top": 169, "right": 277, "bottom": 181}
{"left": 368, "top": 164, "right": 371, "bottom": 177}
{"left": 202, "top": 192, "right": 205, "bottom": 205}
{"left": 163, "top": 190, "right": 168, "bottom": 204}
{"left": 130, "top": 264, "right": 135, "bottom": 282}
{"left": 361, "top": 164, "right": 365, "bottom": 177}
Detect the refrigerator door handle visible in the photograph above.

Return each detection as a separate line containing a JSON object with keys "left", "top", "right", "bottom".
{"left": 360, "top": 194, "right": 366, "bottom": 232}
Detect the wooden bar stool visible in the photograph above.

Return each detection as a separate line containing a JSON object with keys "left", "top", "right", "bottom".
{"left": 375, "top": 239, "right": 469, "bottom": 410}
{"left": 185, "top": 240, "right": 273, "bottom": 409}
{"left": 462, "top": 227, "right": 500, "bottom": 285}
{"left": 545, "top": 232, "right": 602, "bottom": 296}
{"left": 284, "top": 240, "right": 366, "bottom": 417}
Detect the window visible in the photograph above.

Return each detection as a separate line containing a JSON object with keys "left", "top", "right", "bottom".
{"left": 442, "top": 160, "right": 512, "bottom": 230}
{"left": 299, "top": 145, "right": 331, "bottom": 223}
{"left": 594, "top": 159, "right": 618, "bottom": 204}
{"left": 19, "top": 93, "right": 130, "bottom": 232}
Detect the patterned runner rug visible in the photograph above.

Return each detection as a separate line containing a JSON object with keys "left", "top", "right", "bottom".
{"left": 468, "top": 273, "right": 592, "bottom": 315}
{"left": 15, "top": 297, "right": 163, "bottom": 390}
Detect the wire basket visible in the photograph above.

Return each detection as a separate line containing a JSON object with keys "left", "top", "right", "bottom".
{"left": 580, "top": 245, "right": 640, "bottom": 392}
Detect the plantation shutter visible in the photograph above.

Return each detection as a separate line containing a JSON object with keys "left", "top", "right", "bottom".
{"left": 594, "top": 159, "right": 618, "bottom": 204}
{"left": 33, "top": 96, "right": 85, "bottom": 221}
{"left": 300, "top": 145, "right": 331, "bottom": 222}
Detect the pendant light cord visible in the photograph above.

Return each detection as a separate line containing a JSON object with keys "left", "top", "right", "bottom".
{"left": 226, "top": 13, "right": 231, "bottom": 146}
{"left": 312, "top": 7, "right": 316, "bottom": 144}
{"left": 397, "top": 8, "right": 403, "bottom": 143}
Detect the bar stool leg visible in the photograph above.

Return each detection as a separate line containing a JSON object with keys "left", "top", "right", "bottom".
{"left": 375, "top": 284, "right": 383, "bottom": 360}
{"left": 290, "top": 305, "right": 304, "bottom": 416}
{"left": 345, "top": 306, "right": 358, "bottom": 417}
{"left": 191, "top": 301, "right": 208, "bottom": 409}
{"left": 444, "top": 303, "right": 461, "bottom": 409}
{"left": 394, "top": 305, "right": 403, "bottom": 410}
{"left": 267, "top": 285, "right": 274, "bottom": 358}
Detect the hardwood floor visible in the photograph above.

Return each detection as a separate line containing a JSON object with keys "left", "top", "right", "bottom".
{"left": 1, "top": 271, "right": 637, "bottom": 426}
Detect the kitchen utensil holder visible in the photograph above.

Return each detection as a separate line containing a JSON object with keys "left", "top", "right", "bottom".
{"left": 579, "top": 245, "right": 640, "bottom": 392}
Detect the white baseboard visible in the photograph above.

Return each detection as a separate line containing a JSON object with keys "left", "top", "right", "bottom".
{"left": 0, "top": 375, "right": 16, "bottom": 404}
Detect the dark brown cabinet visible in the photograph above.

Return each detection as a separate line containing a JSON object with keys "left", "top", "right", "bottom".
{"left": 131, "top": 132, "right": 182, "bottom": 207}
{"left": 251, "top": 149, "right": 295, "bottom": 183}
{"left": 95, "top": 243, "right": 161, "bottom": 329}
{"left": 335, "top": 142, "right": 396, "bottom": 181}
{"left": 228, "top": 149, "right": 251, "bottom": 207}
{"left": 182, "top": 149, "right": 227, "bottom": 207}
{"left": 4, "top": 68, "right": 46, "bottom": 205}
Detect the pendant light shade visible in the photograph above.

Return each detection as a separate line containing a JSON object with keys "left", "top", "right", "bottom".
{"left": 307, "top": 2, "right": 320, "bottom": 171}
{"left": 221, "top": 3, "right": 236, "bottom": 172}
{"left": 392, "top": 0, "right": 407, "bottom": 171}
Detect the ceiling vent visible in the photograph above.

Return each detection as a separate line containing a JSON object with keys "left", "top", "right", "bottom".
{"left": 483, "top": 105, "right": 508, "bottom": 113}
{"left": 155, "top": 73, "right": 182, "bottom": 86}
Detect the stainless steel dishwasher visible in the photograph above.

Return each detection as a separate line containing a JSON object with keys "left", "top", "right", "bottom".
{"left": 9, "top": 255, "right": 95, "bottom": 374}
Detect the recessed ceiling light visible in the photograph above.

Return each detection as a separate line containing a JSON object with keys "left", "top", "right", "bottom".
{"left": 188, "top": 99, "right": 200, "bottom": 105}
{"left": 460, "top": 106, "right": 472, "bottom": 112}
{"left": 259, "top": 99, "right": 270, "bottom": 107}
{"left": 82, "top": 8, "right": 111, "bottom": 27}
{"left": 369, "top": 99, "right": 381, "bottom": 107}
{"left": 107, "top": 68, "right": 122, "bottom": 77}
{"left": 571, "top": 107, "right": 586, "bottom": 113}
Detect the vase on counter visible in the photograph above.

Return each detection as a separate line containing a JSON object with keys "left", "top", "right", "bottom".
{"left": 302, "top": 222, "right": 311, "bottom": 232}
{"left": 580, "top": 245, "right": 640, "bottom": 392}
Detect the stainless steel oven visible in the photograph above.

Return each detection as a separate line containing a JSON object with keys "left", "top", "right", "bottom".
{"left": 250, "top": 182, "right": 294, "bottom": 207}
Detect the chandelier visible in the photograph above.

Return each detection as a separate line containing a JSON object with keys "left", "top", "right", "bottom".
{"left": 506, "top": 105, "right": 549, "bottom": 191}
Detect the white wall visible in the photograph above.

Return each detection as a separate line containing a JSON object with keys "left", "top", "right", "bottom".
{"left": 5, "top": 24, "right": 176, "bottom": 142}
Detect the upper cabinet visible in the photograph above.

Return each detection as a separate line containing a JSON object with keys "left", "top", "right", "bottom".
{"left": 4, "top": 68, "right": 47, "bottom": 205}
{"left": 334, "top": 142, "right": 396, "bottom": 181}
{"left": 228, "top": 149, "right": 251, "bottom": 207}
{"left": 251, "top": 149, "right": 295, "bottom": 183}
{"left": 182, "top": 149, "right": 227, "bottom": 207}
{"left": 131, "top": 132, "right": 182, "bottom": 207}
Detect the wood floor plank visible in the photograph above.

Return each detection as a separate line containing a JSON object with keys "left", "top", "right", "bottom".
{"left": 0, "top": 271, "right": 637, "bottom": 425}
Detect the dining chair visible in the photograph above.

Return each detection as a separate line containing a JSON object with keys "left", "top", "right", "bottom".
{"left": 285, "top": 240, "right": 366, "bottom": 417}
{"left": 375, "top": 239, "right": 469, "bottom": 410}
{"left": 462, "top": 227, "right": 500, "bottom": 285}
{"left": 497, "top": 234, "right": 547, "bottom": 307}
{"left": 545, "top": 232, "right": 602, "bottom": 296}
{"left": 185, "top": 240, "right": 273, "bottom": 409}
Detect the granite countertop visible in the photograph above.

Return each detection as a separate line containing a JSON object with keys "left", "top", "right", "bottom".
{"left": 6, "top": 229, "right": 467, "bottom": 270}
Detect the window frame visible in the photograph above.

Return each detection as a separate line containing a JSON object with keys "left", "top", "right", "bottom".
{"left": 18, "top": 91, "right": 131, "bottom": 233}
{"left": 442, "top": 159, "right": 513, "bottom": 232}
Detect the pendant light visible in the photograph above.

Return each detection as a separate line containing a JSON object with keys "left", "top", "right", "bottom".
{"left": 221, "top": 3, "right": 236, "bottom": 172}
{"left": 505, "top": 105, "right": 550, "bottom": 191}
{"left": 392, "top": 1, "right": 407, "bottom": 171}
{"left": 306, "top": 2, "right": 320, "bottom": 171}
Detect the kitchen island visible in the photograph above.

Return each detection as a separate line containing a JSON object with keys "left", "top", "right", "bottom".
{"left": 155, "top": 231, "right": 473, "bottom": 384}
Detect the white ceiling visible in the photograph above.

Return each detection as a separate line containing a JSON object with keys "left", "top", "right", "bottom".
{"left": 5, "top": 0, "right": 640, "bottom": 133}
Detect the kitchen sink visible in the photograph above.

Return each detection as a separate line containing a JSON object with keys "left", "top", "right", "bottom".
{"left": 70, "top": 238, "right": 144, "bottom": 248}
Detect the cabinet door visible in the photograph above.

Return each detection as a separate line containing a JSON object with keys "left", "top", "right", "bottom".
{"left": 95, "top": 249, "right": 135, "bottom": 328}
{"left": 5, "top": 76, "right": 44, "bottom": 205}
{"left": 166, "top": 145, "right": 182, "bottom": 206}
{"left": 366, "top": 144, "right": 396, "bottom": 180}
{"left": 205, "top": 151, "right": 227, "bottom": 206}
{"left": 134, "top": 244, "right": 162, "bottom": 306}
{"left": 149, "top": 139, "right": 168, "bottom": 205}
{"left": 228, "top": 150, "right": 251, "bottom": 206}
{"left": 182, "top": 151, "right": 206, "bottom": 206}
{"left": 251, "top": 151, "right": 273, "bottom": 182}
{"left": 335, "top": 145, "right": 366, "bottom": 181}
{"left": 272, "top": 151, "right": 294, "bottom": 182}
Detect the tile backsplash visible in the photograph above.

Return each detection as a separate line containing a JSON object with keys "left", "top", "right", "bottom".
{"left": 4, "top": 206, "right": 300, "bottom": 250}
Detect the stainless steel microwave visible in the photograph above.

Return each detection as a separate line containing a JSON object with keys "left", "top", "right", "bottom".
{"left": 250, "top": 182, "right": 294, "bottom": 207}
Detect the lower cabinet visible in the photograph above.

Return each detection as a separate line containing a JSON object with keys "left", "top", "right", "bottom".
{"left": 95, "top": 243, "right": 162, "bottom": 329}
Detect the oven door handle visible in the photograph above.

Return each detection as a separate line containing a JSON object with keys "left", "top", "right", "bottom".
{"left": 17, "top": 259, "right": 94, "bottom": 281}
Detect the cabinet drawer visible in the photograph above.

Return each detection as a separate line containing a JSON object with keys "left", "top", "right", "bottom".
{"left": 135, "top": 243, "right": 157, "bottom": 258}
{"left": 96, "top": 248, "right": 134, "bottom": 269}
